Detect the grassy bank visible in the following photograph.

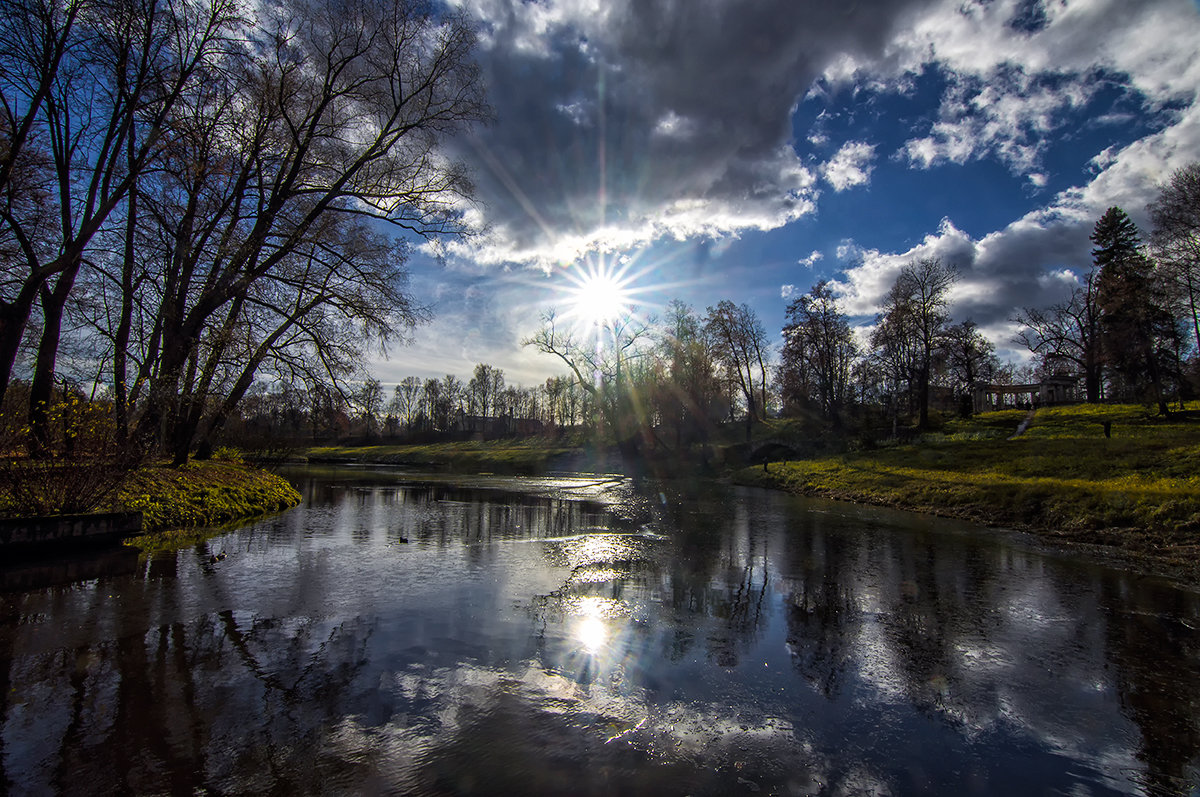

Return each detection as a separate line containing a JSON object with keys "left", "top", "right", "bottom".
{"left": 117, "top": 460, "right": 301, "bottom": 532}
{"left": 734, "top": 403, "right": 1200, "bottom": 578}
{"left": 307, "top": 439, "right": 581, "bottom": 473}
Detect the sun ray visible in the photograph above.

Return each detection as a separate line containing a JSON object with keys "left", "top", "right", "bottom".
{"left": 560, "top": 255, "right": 639, "bottom": 327}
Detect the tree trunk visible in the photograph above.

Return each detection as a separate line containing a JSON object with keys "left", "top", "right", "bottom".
{"left": 27, "top": 262, "right": 81, "bottom": 457}
{"left": 0, "top": 285, "right": 41, "bottom": 403}
{"left": 917, "top": 373, "right": 931, "bottom": 430}
{"left": 113, "top": 178, "right": 139, "bottom": 446}
{"left": 1084, "top": 358, "right": 1101, "bottom": 403}
{"left": 26, "top": 300, "right": 64, "bottom": 458}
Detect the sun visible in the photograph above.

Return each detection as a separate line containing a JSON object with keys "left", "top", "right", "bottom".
{"left": 562, "top": 260, "right": 635, "bottom": 327}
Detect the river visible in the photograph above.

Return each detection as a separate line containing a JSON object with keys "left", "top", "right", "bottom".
{"left": 1, "top": 465, "right": 1198, "bottom": 796}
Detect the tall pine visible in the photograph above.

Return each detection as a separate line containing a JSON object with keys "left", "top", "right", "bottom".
{"left": 1093, "top": 207, "right": 1177, "bottom": 414}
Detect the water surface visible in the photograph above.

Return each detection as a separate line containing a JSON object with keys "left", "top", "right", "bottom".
{"left": 1, "top": 466, "right": 1198, "bottom": 795}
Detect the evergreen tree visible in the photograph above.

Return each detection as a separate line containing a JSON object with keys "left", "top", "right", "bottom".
{"left": 1092, "top": 207, "right": 1178, "bottom": 413}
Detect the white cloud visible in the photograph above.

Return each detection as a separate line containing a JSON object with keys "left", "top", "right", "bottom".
{"left": 877, "top": 0, "right": 1200, "bottom": 104}
{"left": 556, "top": 100, "right": 592, "bottom": 125}
{"left": 652, "top": 110, "right": 696, "bottom": 139}
{"left": 830, "top": 96, "right": 1200, "bottom": 346}
{"left": 446, "top": 146, "right": 820, "bottom": 271}
{"left": 898, "top": 68, "right": 1097, "bottom": 174}
{"left": 439, "top": 0, "right": 938, "bottom": 271}
{"left": 835, "top": 240, "right": 862, "bottom": 261}
{"left": 837, "top": 0, "right": 1200, "bottom": 178}
{"left": 798, "top": 250, "right": 824, "bottom": 268}
{"left": 1088, "top": 146, "right": 1118, "bottom": 174}
{"left": 806, "top": 0, "right": 1200, "bottom": 356}
{"left": 443, "top": 0, "right": 1200, "bottom": 324}
{"left": 830, "top": 218, "right": 977, "bottom": 316}
{"left": 821, "top": 141, "right": 877, "bottom": 191}
{"left": 781, "top": 284, "right": 797, "bottom": 299}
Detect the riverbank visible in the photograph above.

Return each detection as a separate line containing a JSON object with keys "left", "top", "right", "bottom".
{"left": 0, "top": 458, "right": 300, "bottom": 555}
{"left": 733, "top": 403, "right": 1200, "bottom": 584}
{"left": 118, "top": 460, "right": 301, "bottom": 532}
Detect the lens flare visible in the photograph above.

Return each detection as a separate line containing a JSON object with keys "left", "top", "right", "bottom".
{"left": 562, "top": 259, "right": 635, "bottom": 327}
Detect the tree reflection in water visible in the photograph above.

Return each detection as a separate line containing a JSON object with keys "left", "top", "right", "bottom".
{"left": 0, "top": 468, "right": 1196, "bottom": 795}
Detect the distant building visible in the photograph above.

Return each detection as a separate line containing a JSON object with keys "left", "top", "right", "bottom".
{"left": 972, "top": 375, "right": 1078, "bottom": 414}
{"left": 452, "top": 412, "right": 544, "bottom": 437}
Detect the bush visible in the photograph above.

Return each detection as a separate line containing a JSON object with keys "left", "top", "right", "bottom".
{"left": 0, "top": 454, "right": 141, "bottom": 516}
{"left": 211, "top": 446, "right": 244, "bottom": 464}
{"left": 0, "top": 382, "right": 143, "bottom": 516}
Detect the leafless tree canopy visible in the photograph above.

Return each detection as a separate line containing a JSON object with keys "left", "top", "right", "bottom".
{"left": 1150, "top": 162, "right": 1200, "bottom": 354}
{"left": 870, "top": 257, "right": 958, "bottom": 430}
{"left": 0, "top": 0, "right": 487, "bottom": 461}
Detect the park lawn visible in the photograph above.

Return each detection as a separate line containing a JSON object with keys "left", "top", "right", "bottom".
{"left": 735, "top": 403, "right": 1200, "bottom": 571}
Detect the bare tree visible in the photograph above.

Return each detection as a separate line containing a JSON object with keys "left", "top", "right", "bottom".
{"left": 703, "top": 300, "right": 770, "bottom": 429}
{"left": 655, "top": 300, "right": 721, "bottom": 446}
{"left": 941, "top": 320, "right": 997, "bottom": 412}
{"left": 0, "top": 0, "right": 238, "bottom": 453}
{"left": 871, "top": 257, "right": 957, "bottom": 429}
{"left": 468, "top": 363, "right": 503, "bottom": 420}
{"left": 1149, "top": 162, "right": 1200, "bottom": 355}
{"left": 392, "top": 376, "right": 421, "bottom": 430}
{"left": 780, "top": 281, "right": 857, "bottom": 427}
{"left": 524, "top": 309, "right": 650, "bottom": 435}
{"left": 867, "top": 304, "right": 917, "bottom": 430}
{"left": 420, "top": 377, "right": 441, "bottom": 432}
{"left": 119, "top": 0, "right": 485, "bottom": 462}
{"left": 1014, "top": 270, "right": 1103, "bottom": 401}
{"left": 354, "top": 377, "right": 383, "bottom": 437}
{"left": 441, "top": 374, "right": 463, "bottom": 428}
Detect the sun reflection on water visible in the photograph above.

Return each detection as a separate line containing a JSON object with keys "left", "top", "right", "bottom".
{"left": 566, "top": 595, "right": 633, "bottom": 657}
{"left": 568, "top": 595, "right": 628, "bottom": 656}
{"left": 576, "top": 615, "right": 607, "bottom": 654}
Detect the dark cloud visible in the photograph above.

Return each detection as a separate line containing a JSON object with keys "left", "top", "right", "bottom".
{"left": 833, "top": 211, "right": 1097, "bottom": 333}
{"left": 451, "top": 0, "right": 938, "bottom": 266}
{"left": 958, "top": 220, "right": 1095, "bottom": 327}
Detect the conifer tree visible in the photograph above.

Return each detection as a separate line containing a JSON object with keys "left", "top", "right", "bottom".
{"left": 1092, "top": 207, "right": 1177, "bottom": 413}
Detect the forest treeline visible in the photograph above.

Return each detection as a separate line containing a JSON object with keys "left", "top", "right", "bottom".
{"left": 223, "top": 169, "right": 1200, "bottom": 451}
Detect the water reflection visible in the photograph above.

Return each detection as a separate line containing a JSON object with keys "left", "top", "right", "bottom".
{"left": 0, "top": 469, "right": 1197, "bottom": 795}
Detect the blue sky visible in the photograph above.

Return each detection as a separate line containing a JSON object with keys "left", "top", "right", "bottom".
{"left": 372, "top": 0, "right": 1200, "bottom": 389}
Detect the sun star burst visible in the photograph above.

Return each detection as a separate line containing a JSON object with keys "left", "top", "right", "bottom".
{"left": 562, "top": 260, "right": 636, "bottom": 327}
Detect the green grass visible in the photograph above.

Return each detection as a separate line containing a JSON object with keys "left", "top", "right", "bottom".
{"left": 117, "top": 460, "right": 301, "bottom": 531}
{"left": 735, "top": 403, "right": 1200, "bottom": 573}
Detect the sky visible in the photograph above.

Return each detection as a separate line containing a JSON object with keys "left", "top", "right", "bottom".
{"left": 372, "top": 0, "right": 1200, "bottom": 390}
